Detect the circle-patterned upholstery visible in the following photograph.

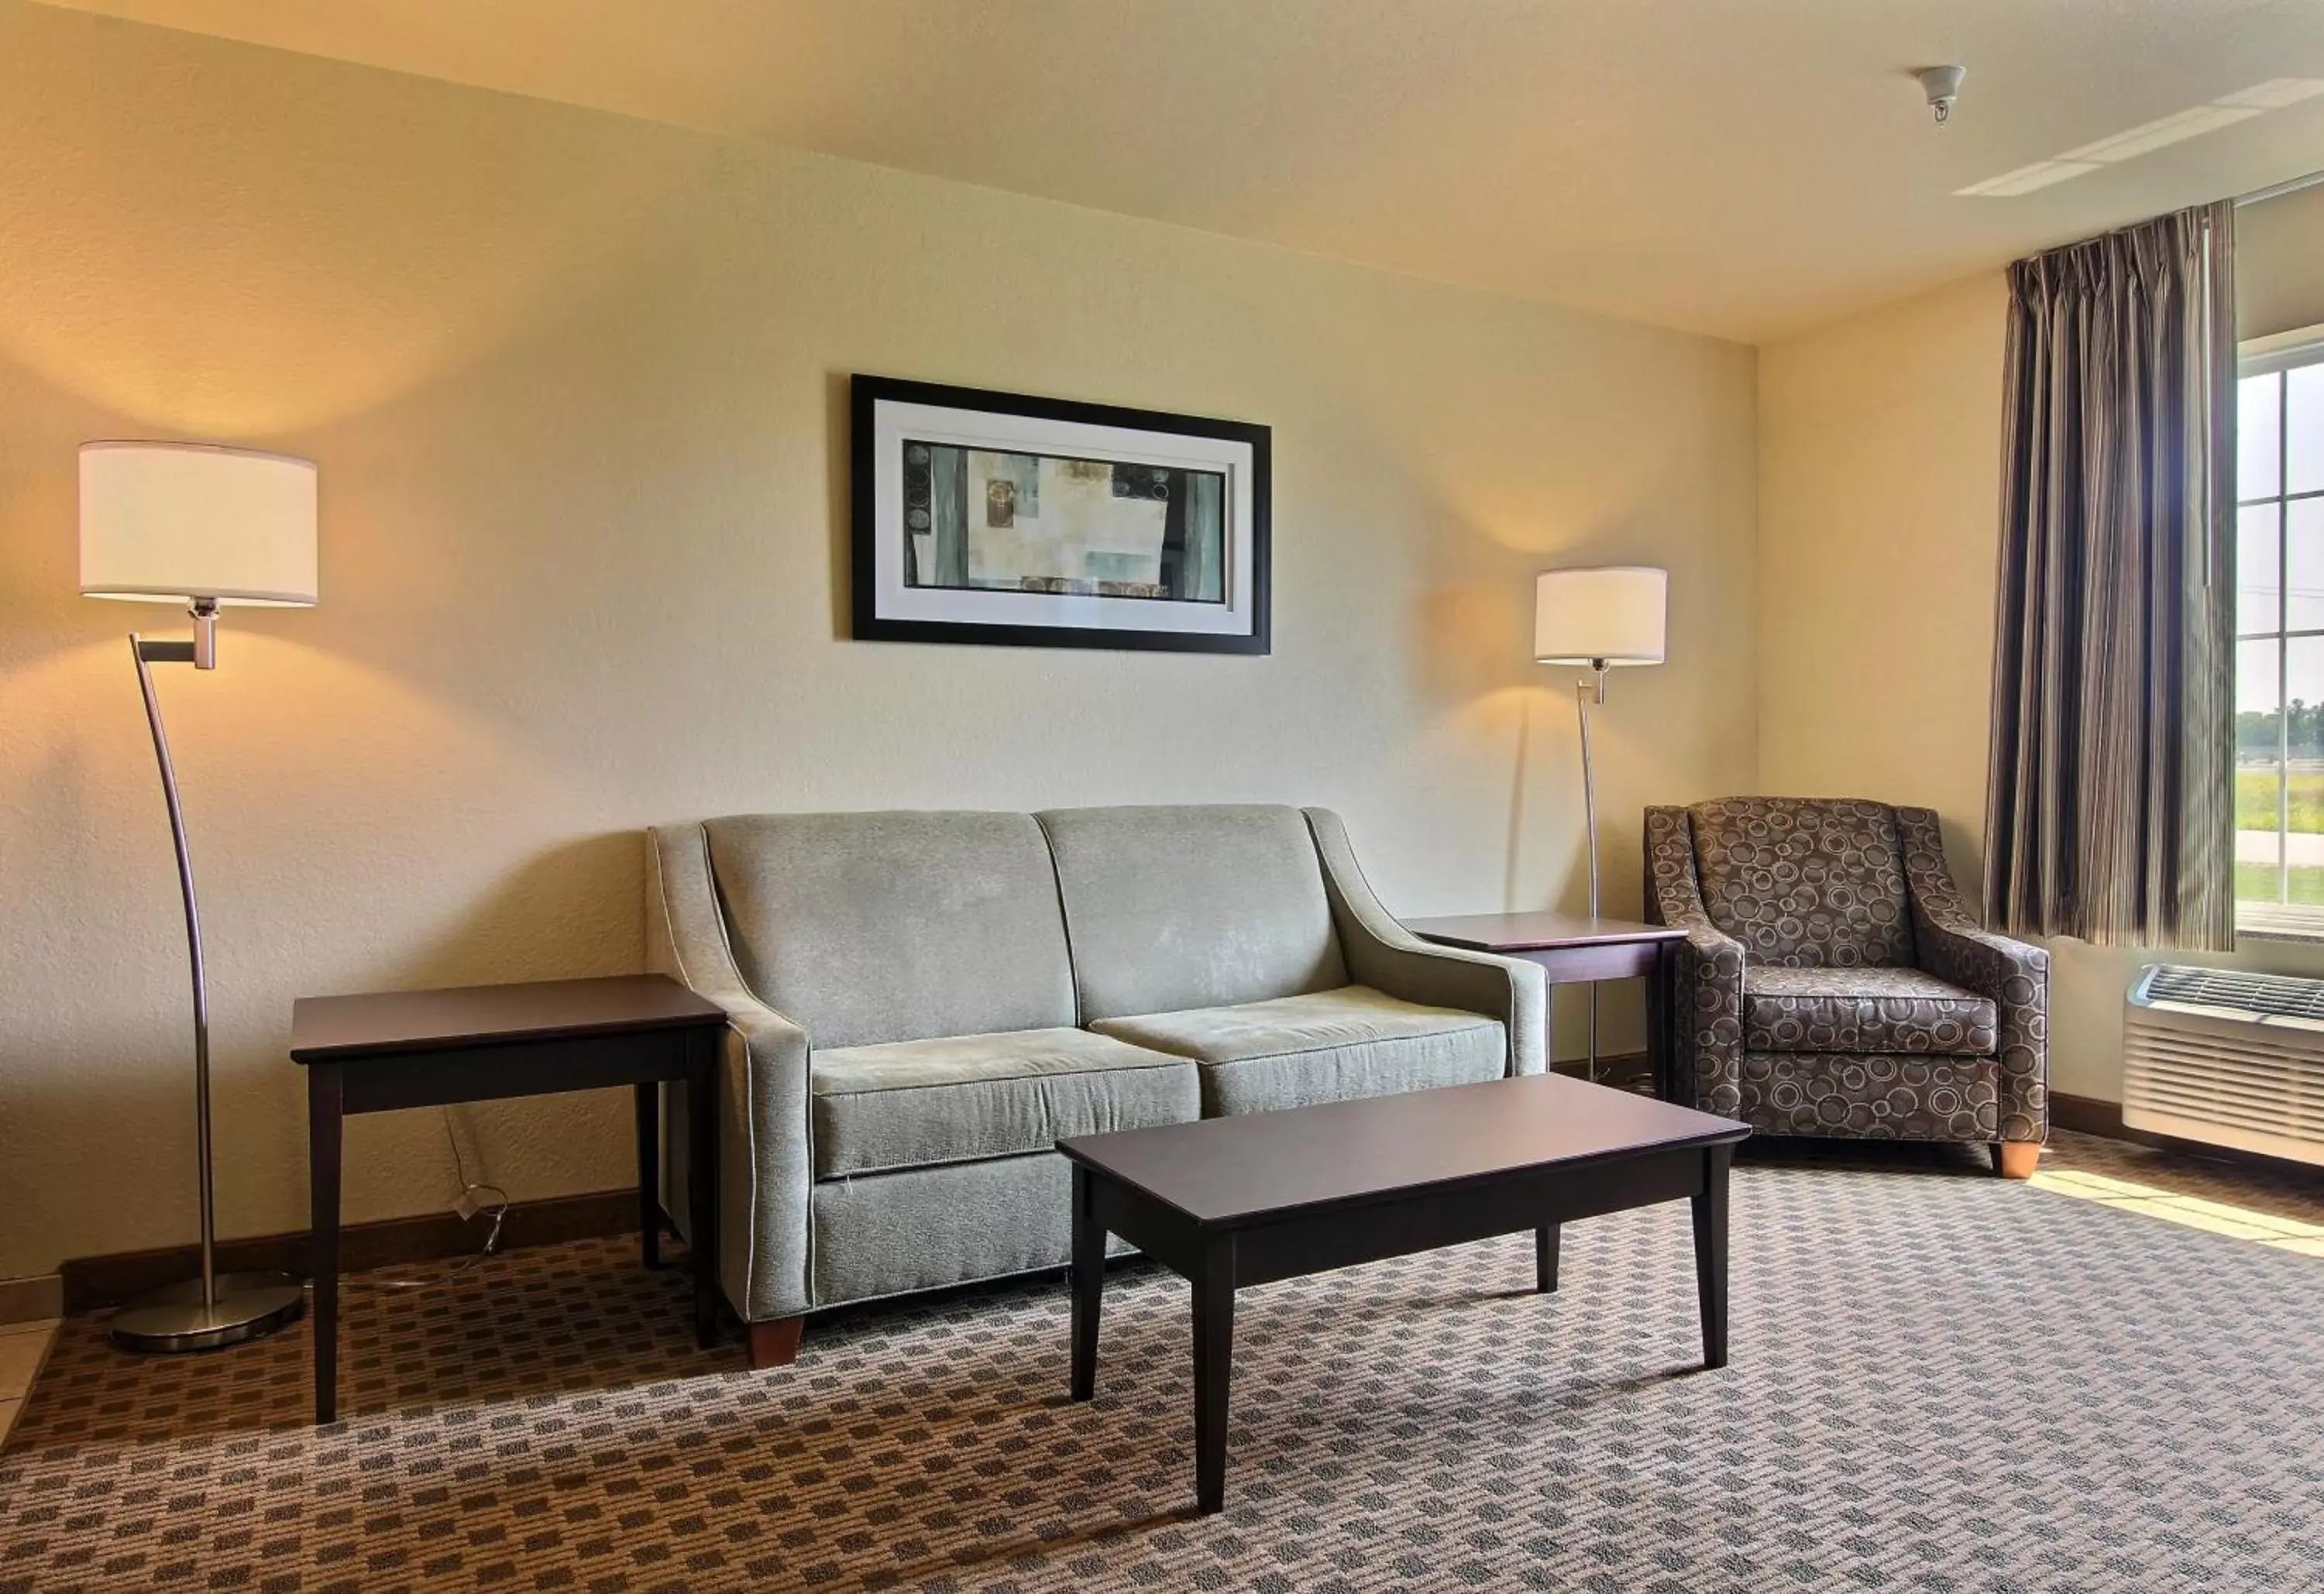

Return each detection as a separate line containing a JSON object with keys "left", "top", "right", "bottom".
{"left": 1738, "top": 1050, "right": 1999, "bottom": 1140}
{"left": 1686, "top": 798, "right": 1913, "bottom": 969}
{"left": 1741, "top": 965, "right": 1998, "bottom": 1056}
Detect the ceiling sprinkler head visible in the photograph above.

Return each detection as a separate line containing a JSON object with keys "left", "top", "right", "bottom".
{"left": 1915, "top": 64, "right": 1967, "bottom": 125}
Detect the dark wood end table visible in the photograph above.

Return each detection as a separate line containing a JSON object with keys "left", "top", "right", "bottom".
{"left": 1401, "top": 912, "right": 1690, "bottom": 1099}
{"left": 1061, "top": 1073, "right": 1748, "bottom": 1515}
{"left": 290, "top": 974, "right": 729, "bottom": 1424}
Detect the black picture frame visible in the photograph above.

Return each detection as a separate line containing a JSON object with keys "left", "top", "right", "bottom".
{"left": 850, "top": 374, "right": 1271, "bottom": 654}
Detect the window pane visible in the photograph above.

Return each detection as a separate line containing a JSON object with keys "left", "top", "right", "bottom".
{"left": 2241, "top": 824, "right": 2284, "bottom": 898}
{"left": 2238, "top": 634, "right": 2282, "bottom": 723}
{"left": 2241, "top": 500, "right": 2281, "bottom": 635}
{"left": 2288, "top": 635, "right": 2324, "bottom": 902}
{"left": 2239, "top": 635, "right": 2284, "bottom": 904}
{"left": 2242, "top": 370, "right": 2282, "bottom": 501}
{"left": 2291, "top": 631, "right": 2324, "bottom": 782}
{"left": 2295, "top": 497, "right": 2324, "bottom": 633}
{"left": 2291, "top": 363, "right": 2324, "bottom": 496}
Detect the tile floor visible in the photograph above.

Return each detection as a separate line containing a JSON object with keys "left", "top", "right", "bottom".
{"left": 0, "top": 1317, "right": 60, "bottom": 1451}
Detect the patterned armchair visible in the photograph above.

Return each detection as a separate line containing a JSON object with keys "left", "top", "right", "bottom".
{"left": 1644, "top": 798, "right": 2048, "bottom": 1177}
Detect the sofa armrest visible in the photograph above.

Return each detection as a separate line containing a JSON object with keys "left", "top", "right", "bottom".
{"left": 1644, "top": 806, "right": 1745, "bottom": 1117}
{"left": 1897, "top": 808, "right": 2049, "bottom": 1143}
{"left": 1303, "top": 808, "right": 1548, "bottom": 1076}
{"left": 647, "top": 823, "right": 815, "bottom": 1321}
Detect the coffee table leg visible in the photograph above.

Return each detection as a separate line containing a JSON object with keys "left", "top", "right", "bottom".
{"left": 1535, "top": 1225, "right": 1560, "bottom": 1293}
{"left": 1069, "top": 1164, "right": 1103, "bottom": 1401}
{"left": 1192, "top": 1235, "right": 1236, "bottom": 1515}
{"left": 1692, "top": 1142, "right": 1732, "bottom": 1369}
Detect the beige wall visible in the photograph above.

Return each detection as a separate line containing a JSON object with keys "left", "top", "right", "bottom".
{"left": 1758, "top": 198, "right": 2324, "bottom": 1108}
{"left": 1756, "top": 271, "right": 2007, "bottom": 854}
{"left": 2240, "top": 181, "right": 2324, "bottom": 340}
{"left": 0, "top": 2, "right": 1758, "bottom": 1277}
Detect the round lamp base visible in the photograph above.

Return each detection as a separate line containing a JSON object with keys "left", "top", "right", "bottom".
{"left": 109, "top": 1271, "right": 307, "bottom": 1354}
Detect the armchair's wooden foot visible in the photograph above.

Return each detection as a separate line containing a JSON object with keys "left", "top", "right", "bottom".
{"left": 1993, "top": 1142, "right": 2040, "bottom": 1180}
{"left": 746, "top": 1316, "right": 805, "bottom": 1369}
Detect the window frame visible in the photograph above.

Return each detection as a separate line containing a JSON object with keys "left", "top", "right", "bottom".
{"left": 2235, "top": 325, "right": 2324, "bottom": 939}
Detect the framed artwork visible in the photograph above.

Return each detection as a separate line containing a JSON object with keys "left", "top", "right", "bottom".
{"left": 850, "top": 375, "right": 1270, "bottom": 654}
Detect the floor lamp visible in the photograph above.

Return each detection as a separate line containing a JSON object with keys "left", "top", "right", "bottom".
{"left": 81, "top": 440, "right": 319, "bottom": 1353}
{"left": 1533, "top": 566, "right": 1667, "bottom": 1080}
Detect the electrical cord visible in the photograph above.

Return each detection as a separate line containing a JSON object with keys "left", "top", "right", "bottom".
{"left": 341, "top": 1105, "right": 510, "bottom": 1292}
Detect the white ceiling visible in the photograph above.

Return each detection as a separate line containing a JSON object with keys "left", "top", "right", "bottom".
{"left": 32, "top": 0, "right": 2324, "bottom": 342}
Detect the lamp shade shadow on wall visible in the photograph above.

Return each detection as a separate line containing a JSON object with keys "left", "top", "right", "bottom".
{"left": 81, "top": 439, "right": 318, "bottom": 1353}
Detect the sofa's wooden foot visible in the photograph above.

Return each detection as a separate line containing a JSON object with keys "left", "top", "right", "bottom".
{"left": 747, "top": 1316, "right": 805, "bottom": 1369}
{"left": 1994, "top": 1142, "right": 2040, "bottom": 1180}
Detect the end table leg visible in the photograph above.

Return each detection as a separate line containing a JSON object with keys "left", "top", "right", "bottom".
{"left": 686, "top": 1029, "right": 721, "bottom": 1349}
{"left": 1192, "top": 1235, "right": 1236, "bottom": 1515}
{"left": 1069, "top": 1165, "right": 1103, "bottom": 1401}
{"left": 1535, "top": 1224, "right": 1560, "bottom": 1293}
{"left": 1649, "top": 941, "right": 1676, "bottom": 1101}
{"left": 307, "top": 1063, "right": 343, "bottom": 1425}
{"left": 634, "top": 1081, "right": 662, "bottom": 1270}
{"left": 1692, "top": 1142, "right": 1732, "bottom": 1369}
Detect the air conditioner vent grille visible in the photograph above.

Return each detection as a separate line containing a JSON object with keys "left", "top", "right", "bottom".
{"left": 2139, "top": 964, "right": 2324, "bottom": 1021}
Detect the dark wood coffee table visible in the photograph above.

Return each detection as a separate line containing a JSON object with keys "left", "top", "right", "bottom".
{"left": 1060, "top": 1073, "right": 1748, "bottom": 1514}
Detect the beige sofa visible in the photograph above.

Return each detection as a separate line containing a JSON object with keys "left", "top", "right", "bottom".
{"left": 645, "top": 803, "right": 1544, "bottom": 1363}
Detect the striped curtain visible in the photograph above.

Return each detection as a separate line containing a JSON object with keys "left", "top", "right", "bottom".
{"left": 1983, "top": 201, "right": 2236, "bottom": 949}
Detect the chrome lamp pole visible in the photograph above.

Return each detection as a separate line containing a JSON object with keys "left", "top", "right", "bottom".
{"left": 81, "top": 441, "right": 319, "bottom": 1354}
{"left": 1534, "top": 567, "right": 1669, "bottom": 1085}
{"left": 1575, "top": 660, "right": 1608, "bottom": 1077}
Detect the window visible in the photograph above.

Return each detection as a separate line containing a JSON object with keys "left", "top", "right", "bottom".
{"left": 2236, "top": 337, "right": 2324, "bottom": 934}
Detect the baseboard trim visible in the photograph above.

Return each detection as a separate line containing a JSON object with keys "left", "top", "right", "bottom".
{"left": 2052, "top": 1091, "right": 2324, "bottom": 1185}
{"left": 0, "top": 1273, "right": 64, "bottom": 1325}
{"left": 2051, "top": 1092, "right": 2126, "bottom": 1139}
{"left": 60, "top": 1189, "right": 642, "bottom": 1314}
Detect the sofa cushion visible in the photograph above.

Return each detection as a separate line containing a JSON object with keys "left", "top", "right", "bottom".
{"left": 1688, "top": 798, "right": 1914, "bottom": 969}
{"left": 1038, "top": 804, "right": 1349, "bottom": 1022}
{"left": 1744, "top": 965, "right": 1996, "bottom": 1056}
{"left": 810, "top": 1152, "right": 1132, "bottom": 1308}
{"left": 810, "top": 1027, "right": 1197, "bottom": 1178}
{"left": 1092, "top": 985, "right": 1504, "bottom": 1116}
{"left": 703, "top": 811, "right": 1075, "bottom": 1049}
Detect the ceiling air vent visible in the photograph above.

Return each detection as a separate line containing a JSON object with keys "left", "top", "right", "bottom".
{"left": 2123, "top": 964, "right": 2324, "bottom": 1166}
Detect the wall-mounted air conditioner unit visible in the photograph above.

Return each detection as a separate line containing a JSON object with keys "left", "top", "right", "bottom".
{"left": 2123, "top": 964, "right": 2324, "bottom": 1166}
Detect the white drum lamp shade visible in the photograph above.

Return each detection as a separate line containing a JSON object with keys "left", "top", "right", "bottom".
{"left": 1534, "top": 566, "right": 1666, "bottom": 666}
{"left": 81, "top": 441, "right": 318, "bottom": 606}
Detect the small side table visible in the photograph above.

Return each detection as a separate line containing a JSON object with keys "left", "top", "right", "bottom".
{"left": 1400, "top": 912, "right": 1690, "bottom": 1100}
{"left": 290, "top": 974, "right": 728, "bottom": 1424}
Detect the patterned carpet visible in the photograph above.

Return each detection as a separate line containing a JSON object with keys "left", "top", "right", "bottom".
{"left": 5, "top": 1137, "right": 2323, "bottom": 1593}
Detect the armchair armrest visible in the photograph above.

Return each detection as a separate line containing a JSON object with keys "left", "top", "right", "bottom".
{"left": 1897, "top": 808, "right": 2048, "bottom": 1143}
{"left": 1303, "top": 808, "right": 1547, "bottom": 1076}
{"left": 647, "top": 823, "right": 814, "bottom": 1321}
{"left": 1644, "top": 806, "right": 1745, "bottom": 1117}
